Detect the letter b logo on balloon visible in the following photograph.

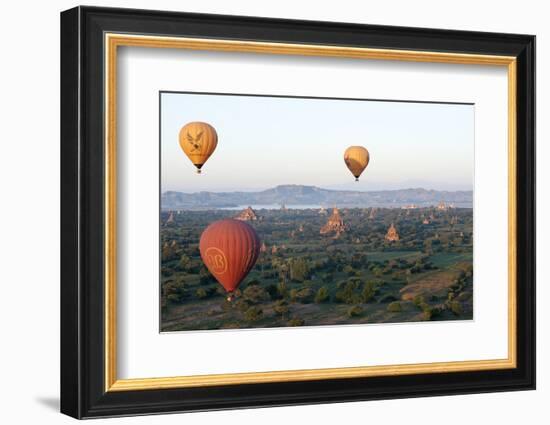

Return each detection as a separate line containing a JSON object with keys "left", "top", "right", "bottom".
{"left": 204, "top": 247, "right": 228, "bottom": 275}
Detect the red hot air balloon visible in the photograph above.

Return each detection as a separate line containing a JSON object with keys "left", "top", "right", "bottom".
{"left": 199, "top": 219, "right": 261, "bottom": 300}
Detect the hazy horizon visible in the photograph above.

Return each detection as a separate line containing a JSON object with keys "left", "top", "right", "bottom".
{"left": 162, "top": 183, "right": 473, "bottom": 195}
{"left": 161, "top": 92, "right": 474, "bottom": 193}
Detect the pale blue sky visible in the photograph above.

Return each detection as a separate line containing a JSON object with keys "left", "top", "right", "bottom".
{"left": 161, "top": 92, "right": 474, "bottom": 193}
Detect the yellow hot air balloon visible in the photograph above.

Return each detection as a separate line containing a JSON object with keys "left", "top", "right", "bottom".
{"left": 178, "top": 122, "right": 218, "bottom": 174}
{"left": 344, "top": 146, "right": 370, "bottom": 181}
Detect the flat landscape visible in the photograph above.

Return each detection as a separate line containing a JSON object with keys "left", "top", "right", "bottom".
{"left": 160, "top": 204, "right": 473, "bottom": 331}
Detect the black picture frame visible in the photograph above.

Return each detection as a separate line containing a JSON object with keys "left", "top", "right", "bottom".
{"left": 61, "top": 6, "right": 535, "bottom": 419}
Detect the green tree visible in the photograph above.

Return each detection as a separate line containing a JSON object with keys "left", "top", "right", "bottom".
{"left": 287, "top": 317, "right": 305, "bottom": 326}
{"left": 387, "top": 301, "right": 402, "bottom": 312}
{"left": 290, "top": 287, "right": 314, "bottom": 304}
{"left": 361, "top": 281, "right": 377, "bottom": 303}
{"left": 334, "top": 281, "right": 362, "bottom": 304}
{"left": 243, "top": 306, "right": 263, "bottom": 322}
{"left": 347, "top": 305, "right": 363, "bottom": 318}
{"left": 195, "top": 287, "right": 208, "bottom": 299}
{"left": 289, "top": 258, "right": 310, "bottom": 282}
{"left": 242, "top": 285, "right": 269, "bottom": 304}
{"left": 343, "top": 265, "right": 355, "bottom": 276}
{"left": 177, "top": 254, "right": 191, "bottom": 271}
{"left": 273, "top": 300, "right": 289, "bottom": 319}
{"left": 277, "top": 280, "right": 288, "bottom": 299}
{"left": 315, "top": 286, "right": 330, "bottom": 303}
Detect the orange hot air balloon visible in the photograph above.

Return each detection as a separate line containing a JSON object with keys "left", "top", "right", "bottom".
{"left": 344, "top": 146, "right": 370, "bottom": 181}
{"left": 199, "top": 219, "right": 261, "bottom": 298}
{"left": 178, "top": 122, "right": 218, "bottom": 173}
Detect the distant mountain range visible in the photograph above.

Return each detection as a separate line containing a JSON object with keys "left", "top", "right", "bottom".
{"left": 161, "top": 185, "right": 472, "bottom": 209}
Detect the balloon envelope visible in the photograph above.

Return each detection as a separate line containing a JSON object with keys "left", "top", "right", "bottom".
{"left": 199, "top": 219, "right": 261, "bottom": 293}
{"left": 178, "top": 122, "right": 218, "bottom": 173}
{"left": 344, "top": 146, "right": 370, "bottom": 181}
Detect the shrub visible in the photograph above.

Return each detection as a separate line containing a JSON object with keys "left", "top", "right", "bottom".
{"left": 234, "top": 299, "right": 251, "bottom": 312}
{"left": 456, "top": 292, "right": 470, "bottom": 302}
{"left": 161, "top": 245, "right": 177, "bottom": 261}
{"left": 336, "top": 280, "right": 347, "bottom": 289}
{"left": 220, "top": 322, "right": 241, "bottom": 329}
{"left": 347, "top": 305, "right": 363, "bottom": 318}
{"left": 343, "top": 265, "right": 355, "bottom": 276}
{"left": 387, "top": 301, "right": 402, "bottom": 312}
{"left": 450, "top": 300, "right": 463, "bottom": 315}
{"left": 162, "top": 281, "right": 189, "bottom": 303}
{"left": 273, "top": 300, "right": 289, "bottom": 317}
{"left": 412, "top": 295, "right": 432, "bottom": 313}
{"left": 243, "top": 306, "right": 263, "bottom": 322}
{"left": 362, "top": 281, "right": 377, "bottom": 303}
{"left": 287, "top": 318, "right": 305, "bottom": 326}
{"left": 166, "top": 294, "right": 180, "bottom": 303}
{"left": 334, "top": 281, "right": 362, "bottom": 304}
{"left": 277, "top": 280, "right": 288, "bottom": 298}
{"left": 413, "top": 295, "right": 425, "bottom": 307}
{"left": 315, "top": 286, "right": 330, "bottom": 303}
{"left": 177, "top": 255, "right": 191, "bottom": 271}
{"left": 242, "top": 285, "right": 269, "bottom": 304}
{"left": 195, "top": 288, "right": 209, "bottom": 299}
{"left": 290, "top": 287, "right": 314, "bottom": 304}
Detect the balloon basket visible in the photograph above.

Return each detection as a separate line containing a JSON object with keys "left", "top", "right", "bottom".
{"left": 196, "top": 169, "right": 202, "bottom": 174}
{"left": 355, "top": 177, "right": 359, "bottom": 182}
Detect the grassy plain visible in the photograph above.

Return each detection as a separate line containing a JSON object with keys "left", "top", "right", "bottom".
{"left": 160, "top": 206, "right": 473, "bottom": 331}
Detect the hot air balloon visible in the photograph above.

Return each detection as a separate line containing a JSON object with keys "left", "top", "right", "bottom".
{"left": 199, "top": 219, "right": 261, "bottom": 300}
{"left": 178, "top": 121, "right": 218, "bottom": 173}
{"left": 344, "top": 146, "right": 370, "bottom": 181}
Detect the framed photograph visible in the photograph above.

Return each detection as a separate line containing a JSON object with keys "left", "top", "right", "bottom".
{"left": 60, "top": 6, "right": 535, "bottom": 419}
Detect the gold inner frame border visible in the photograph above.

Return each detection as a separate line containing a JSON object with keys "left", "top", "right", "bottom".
{"left": 104, "top": 33, "right": 517, "bottom": 392}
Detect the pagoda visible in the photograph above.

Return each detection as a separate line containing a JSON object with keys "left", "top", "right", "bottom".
{"left": 235, "top": 206, "right": 258, "bottom": 221}
{"left": 165, "top": 211, "right": 175, "bottom": 225}
{"left": 260, "top": 242, "right": 267, "bottom": 253}
{"left": 437, "top": 201, "right": 448, "bottom": 211}
{"left": 385, "top": 223, "right": 400, "bottom": 242}
{"left": 320, "top": 207, "right": 347, "bottom": 236}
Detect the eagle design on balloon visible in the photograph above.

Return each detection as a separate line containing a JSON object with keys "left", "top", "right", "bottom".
{"left": 186, "top": 131, "right": 203, "bottom": 153}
